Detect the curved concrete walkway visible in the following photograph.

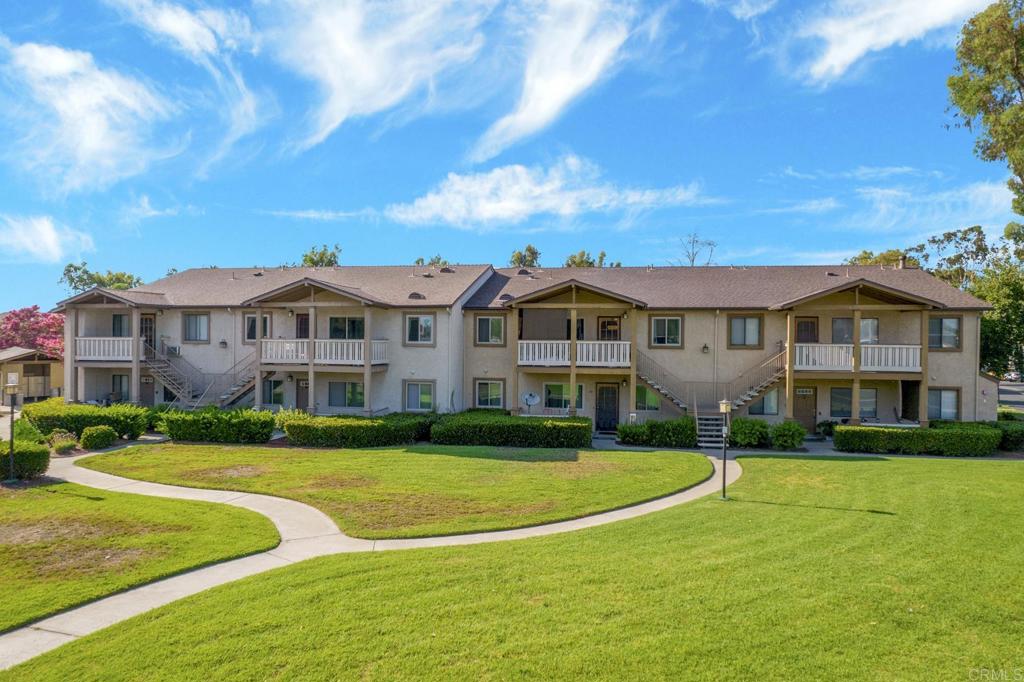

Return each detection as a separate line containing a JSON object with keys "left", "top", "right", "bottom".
{"left": 0, "top": 450, "right": 741, "bottom": 670}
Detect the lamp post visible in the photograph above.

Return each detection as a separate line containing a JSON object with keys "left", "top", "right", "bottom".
{"left": 4, "top": 382, "right": 18, "bottom": 484}
{"left": 718, "top": 399, "right": 732, "bottom": 500}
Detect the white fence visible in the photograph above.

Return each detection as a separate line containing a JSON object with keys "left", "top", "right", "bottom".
{"left": 264, "top": 339, "right": 389, "bottom": 365}
{"left": 75, "top": 337, "right": 134, "bottom": 361}
{"left": 795, "top": 343, "right": 922, "bottom": 371}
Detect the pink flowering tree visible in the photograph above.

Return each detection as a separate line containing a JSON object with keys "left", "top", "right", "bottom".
{"left": 0, "top": 306, "right": 64, "bottom": 358}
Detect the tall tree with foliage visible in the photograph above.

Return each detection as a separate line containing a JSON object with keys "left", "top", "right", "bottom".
{"left": 300, "top": 244, "right": 341, "bottom": 267}
{"left": 60, "top": 262, "right": 143, "bottom": 293}
{"left": 844, "top": 249, "right": 921, "bottom": 267}
{"left": 972, "top": 257, "right": 1024, "bottom": 374}
{"left": 509, "top": 244, "right": 541, "bottom": 267}
{"left": 676, "top": 232, "right": 716, "bottom": 266}
{"left": 0, "top": 307, "right": 64, "bottom": 357}
{"left": 564, "top": 250, "right": 621, "bottom": 267}
{"left": 908, "top": 226, "right": 992, "bottom": 289}
{"left": 414, "top": 255, "right": 449, "bottom": 267}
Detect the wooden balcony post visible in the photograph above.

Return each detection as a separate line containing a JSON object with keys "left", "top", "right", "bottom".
{"left": 307, "top": 302, "right": 316, "bottom": 414}
{"left": 130, "top": 307, "right": 141, "bottom": 404}
{"left": 850, "top": 376, "right": 861, "bottom": 425}
{"left": 254, "top": 307, "right": 264, "bottom": 409}
{"left": 569, "top": 288, "right": 578, "bottom": 417}
{"left": 363, "top": 306, "right": 373, "bottom": 416}
{"left": 64, "top": 306, "right": 76, "bottom": 403}
{"left": 784, "top": 311, "right": 795, "bottom": 420}
{"left": 510, "top": 306, "right": 520, "bottom": 415}
{"left": 919, "top": 309, "right": 929, "bottom": 426}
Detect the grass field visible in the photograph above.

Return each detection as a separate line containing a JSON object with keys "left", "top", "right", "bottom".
{"left": 9, "top": 455, "right": 1023, "bottom": 680}
{"left": 0, "top": 481, "right": 278, "bottom": 632}
{"left": 78, "top": 444, "right": 713, "bottom": 539}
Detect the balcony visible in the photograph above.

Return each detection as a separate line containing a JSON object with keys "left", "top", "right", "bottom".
{"left": 794, "top": 343, "right": 921, "bottom": 372}
{"left": 517, "top": 340, "right": 631, "bottom": 368}
{"left": 261, "top": 339, "right": 389, "bottom": 366}
{"left": 75, "top": 337, "right": 135, "bottom": 361}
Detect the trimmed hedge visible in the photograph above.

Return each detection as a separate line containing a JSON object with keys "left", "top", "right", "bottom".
{"left": 998, "top": 407, "right": 1023, "bottom": 421}
{"left": 284, "top": 413, "right": 435, "bottom": 448}
{"left": 769, "top": 421, "right": 807, "bottom": 451}
{"left": 834, "top": 424, "right": 1001, "bottom": 456}
{"left": 990, "top": 420, "right": 1024, "bottom": 451}
{"left": 0, "top": 441, "right": 50, "bottom": 479}
{"left": 162, "top": 408, "right": 275, "bottom": 444}
{"left": 432, "top": 411, "right": 593, "bottom": 448}
{"left": 12, "top": 418, "right": 45, "bottom": 444}
{"left": 22, "top": 398, "right": 147, "bottom": 439}
{"left": 729, "top": 418, "right": 770, "bottom": 448}
{"left": 80, "top": 425, "right": 119, "bottom": 450}
{"left": 616, "top": 416, "right": 697, "bottom": 449}
{"left": 816, "top": 420, "right": 839, "bottom": 437}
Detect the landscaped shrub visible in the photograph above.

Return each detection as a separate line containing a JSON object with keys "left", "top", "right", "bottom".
{"left": 80, "top": 425, "right": 119, "bottom": 450}
{"left": 615, "top": 417, "right": 697, "bottom": 448}
{"left": 0, "top": 441, "right": 50, "bottom": 479}
{"left": 162, "top": 408, "right": 275, "bottom": 444}
{"left": 284, "top": 413, "right": 435, "bottom": 448}
{"left": 769, "top": 421, "right": 807, "bottom": 451}
{"left": 998, "top": 406, "right": 1023, "bottom": 421}
{"left": 431, "top": 411, "right": 593, "bottom": 448}
{"left": 145, "top": 404, "right": 178, "bottom": 431}
{"left": 932, "top": 420, "right": 1024, "bottom": 452}
{"left": 12, "top": 418, "right": 45, "bottom": 444}
{"left": 816, "top": 420, "right": 839, "bottom": 437}
{"left": 47, "top": 428, "right": 78, "bottom": 454}
{"left": 275, "top": 408, "right": 313, "bottom": 431}
{"left": 729, "top": 418, "right": 770, "bottom": 448}
{"left": 834, "top": 424, "right": 1001, "bottom": 456}
{"left": 52, "top": 438, "right": 78, "bottom": 455}
{"left": 22, "top": 398, "right": 147, "bottom": 439}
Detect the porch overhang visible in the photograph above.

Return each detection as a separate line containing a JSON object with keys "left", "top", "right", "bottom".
{"left": 241, "top": 278, "right": 387, "bottom": 307}
{"left": 770, "top": 278, "right": 945, "bottom": 310}
{"left": 501, "top": 279, "right": 647, "bottom": 308}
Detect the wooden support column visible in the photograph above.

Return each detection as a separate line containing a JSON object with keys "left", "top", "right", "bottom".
{"left": 568, "top": 287, "right": 578, "bottom": 417}
{"left": 919, "top": 310, "right": 930, "bottom": 426}
{"left": 850, "top": 308, "right": 862, "bottom": 425}
{"left": 510, "top": 306, "right": 520, "bottom": 415}
{"left": 76, "top": 365, "right": 85, "bottom": 403}
{"left": 628, "top": 306, "right": 637, "bottom": 422}
{"left": 130, "top": 307, "right": 141, "bottom": 404}
{"left": 784, "top": 311, "right": 796, "bottom": 420}
{"left": 307, "top": 302, "right": 316, "bottom": 414}
{"left": 64, "top": 306, "right": 76, "bottom": 403}
{"left": 362, "top": 306, "right": 373, "bottom": 416}
{"left": 254, "top": 307, "right": 264, "bottom": 409}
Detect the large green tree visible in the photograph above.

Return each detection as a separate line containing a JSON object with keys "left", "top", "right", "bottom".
{"left": 563, "top": 250, "right": 621, "bottom": 267}
{"left": 414, "top": 255, "right": 449, "bottom": 267}
{"left": 972, "top": 256, "right": 1024, "bottom": 374}
{"left": 509, "top": 244, "right": 541, "bottom": 267}
{"left": 300, "top": 244, "right": 341, "bottom": 267}
{"left": 60, "top": 262, "right": 143, "bottom": 293}
{"left": 844, "top": 249, "right": 921, "bottom": 267}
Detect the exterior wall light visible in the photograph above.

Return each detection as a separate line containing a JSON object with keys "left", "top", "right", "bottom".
{"left": 702, "top": 344, "right": 710, "bottom": 354}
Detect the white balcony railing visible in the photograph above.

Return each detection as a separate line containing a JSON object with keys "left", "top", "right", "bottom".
{"left": 75, "top": 337, "right": 134, "bottom": 361}
{"left": 263, "top": 339, "right": 390, "bottom": 365}
{"left": 794, "top": 343, "right": 922, "bottom": 372}
{"left": 577, "top": 341, "right": 631, "bottom": 367}
{"left": 518, "top": 340, "right": 570, "bottom": 366}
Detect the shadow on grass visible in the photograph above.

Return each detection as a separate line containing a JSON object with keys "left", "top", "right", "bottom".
{"left": 737, "top": 454, "right": 890, "bottom": 463}
{"left": 738, "top": 498, "right": 896, "bottom": 516}
{"left": 402, "top": 445, "right": 580, "bottom": 463}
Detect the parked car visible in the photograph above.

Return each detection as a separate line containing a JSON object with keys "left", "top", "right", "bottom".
{"left": 1003, "top": 371, "right": 1021, "bottom": 382}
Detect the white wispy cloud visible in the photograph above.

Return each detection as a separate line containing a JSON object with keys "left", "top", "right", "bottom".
{"left": 0, "top": 37, "right": 175, "bottom": 192}
{"left": 263, "top": 0, "right": 492, "bottom": 151}
{"left": 756, "top": 197, "right": 841, "bottom": 214}
{"left": 385, "top": 154, "right": 717, "bottom": 230}
{"left": 104, "top": 0, "right": 262, "bottom": 172}
{"left": 797, "top": 0, "right": 989, "bottom": 84}
{"left": 0, "top": 215, "right": 94, "bottom": 263}
{"left": 120, "top": 194, "right": 197, "bottom": 225}
{"left": 849, "top": 180, "right": 1013, "bottom": 234}
{"left": 470, "top": 0, "right": 637, "bottom": 162}
{"left": 262, "top": 208, "right": 376, "bottom": 221}
{"left": 700, "top": 0, "right": 777, "bottom": 21}
{"left": 778, "top": 165, "right": 929, "bottom": 181}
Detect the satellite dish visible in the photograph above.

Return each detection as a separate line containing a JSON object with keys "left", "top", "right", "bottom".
{"left": 521, "top": 392, "right": 540, "bottom": 413}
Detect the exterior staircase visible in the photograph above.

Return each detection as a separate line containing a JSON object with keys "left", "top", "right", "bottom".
{"left": 726, "top": 350, "right": 787, "bottom": 409}
{"left": 143, "top": 344, "right": 259, "bottom": 410}
{"left": 697, "top": 414, "right": 726, "bottom": 448}
{"left": 143, "top": 347, "right": 203, "bottom": 408}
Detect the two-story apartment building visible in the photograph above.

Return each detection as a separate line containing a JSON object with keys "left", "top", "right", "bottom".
{"left": 55, "top": 262, "right": 997, "bottom": 435}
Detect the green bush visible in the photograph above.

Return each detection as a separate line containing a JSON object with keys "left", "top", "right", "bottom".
{"left": 45, "top": 428, "right": 75, "bottom": 445}
{"left": 284, "top": 413, "right": 434, "bottom": 448}
{"left": 12, "top": 418, "right": 45, "bottom": 444}
{"left": 615, "top": 417, "right": 697, "bottom": 449}
{"left": 162, "top": 408, "right": 275, "bottom": 444}
{"left": 432, "top": 411, "right": 593, "bottom": 448}
{"left": 816, "top": 420, "right": 839, "bottom": 437}
{"left": 145, "top": 404, "right": 177, "bottom": 431}
{"left": 990, "top": 420, "right": 1024, "bottom": 451}
{"left": 22, "top": 398, "right": 147, "bottom": 439}
{"left": 52, "top": 439, "right": 78, "bottom": 454}
{"left": 834, "top": 424, "right": 1001, "bottom": 456}
{"left": 275, "top": 408, "right": 314, "bottom": 431}
{"left": 769, "top": 421, "right": 807, "bottom": 451}
{"left": 998, "top": 407, "right": 1023, "bottom": 421}
{"left": 0, "top": 441, "right": 50, "bottom": 479}
{"left": 729, "top": 418, "right": 770, "bottom": 448}
{"left": 80, "top": 425, "right": 119, "bottom": 450}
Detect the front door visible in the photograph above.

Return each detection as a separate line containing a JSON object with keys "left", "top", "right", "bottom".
{"left": 140, "top": 376, "right": 155, "bottom": 407}
{"left": 796, "top": 317, "right": 819, "bottom": 344}
{"left": 295, "top": 314, "right": 310, "bottom": 339}
{"left": 140, "top": 314, "right": 156, "bottom": 356}
{"left": 793, "top": 387, "right": 817, "bottom": 432}
{"left": 295, "top": 379, "right": 309, "bottom": 411}
{"left": 596, "top": 384, "right": 619, "bottom": 432}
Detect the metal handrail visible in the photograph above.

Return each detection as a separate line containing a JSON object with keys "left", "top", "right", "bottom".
{"left": 726, "top": 349, "right": 786, "bottom": 402}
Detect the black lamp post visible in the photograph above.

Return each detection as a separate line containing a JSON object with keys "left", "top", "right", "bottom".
{"left": 4, "top": 382, "right": 18, "bottom": 483}
{"left": 718, "top": 399, "right": 732, "bottom": 500}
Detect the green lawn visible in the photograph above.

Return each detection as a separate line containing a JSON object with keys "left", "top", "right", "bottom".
{"left": 0, "top": 481, "right": 278, "bottom": 633}
{"left": 12, "top": 456, "right": 1024, "bottom": 680}
{"left": 77, "top": 444, "right": 713, "bottom": 539}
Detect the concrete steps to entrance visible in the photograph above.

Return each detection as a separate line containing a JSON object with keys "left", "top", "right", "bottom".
{"left": 697, "top": 414, "right": 726, "bottom": 448}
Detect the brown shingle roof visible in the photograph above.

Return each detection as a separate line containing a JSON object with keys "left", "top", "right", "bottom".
{"left": 464, "top": 265, "right": 989, "bottom": 310}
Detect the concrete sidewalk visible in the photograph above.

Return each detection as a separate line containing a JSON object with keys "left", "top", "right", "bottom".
{"left": 0, "top": 448, "right": 739, "bottom": 670}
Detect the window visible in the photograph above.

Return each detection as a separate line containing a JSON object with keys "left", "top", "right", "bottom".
{"left": 749, "top": 388, "right": 779, "bottom": 415}
{"left": 796, "top": 318, "right": 818, "bottom": 343}
{"left": 928, "top": 389, "right": 959, "bottom": 420}
{"left": 729, "top": 315, "right": 762, "bottom": 348}
{"left": 650, "top": 317, "right": 682, "bottom": 347}
{"left": 405, "top": 381, "right": 434, "bottom": 411}
{"left": 111, "top": 374, "right": 129, "bottom": 402}
{"left": 244, "top": 314, "right": 271, "bottom": 342}
{"left": 566, "top": 318, "right": 584, "bottom": 340}
{"left": 261, "top": 379, "right": 284, "bottom": 406}
{"left": 830, "top": 387, "right": 878, "bottom": 418}
{"left": 636, "top": 386, "right": 661, "bottom": 411}
{"left": 544, "top": 383, "right": 583, "bottom": 410}
{"left": 162, "top": 385, "right": 176, "bottom": 402}
{"left": 295, "top": 314, "right": 310, "bottom": 339}
{"left": 183, "top": 313, "right": 210, "bottom": 342}
{"left": 475, "top": 380, "right": 504, "bottom": 408}
{"left": 329, "top": 317, "right": 364, "bottom": 340}
{"left": 598, "top": 317, "right": 621, "bottom": 341}
{"left": 475, "top": 316, "right": 505, "bottom": 345}
{"left": 405, "top": 314, "right": 434, "bottom": 345}
{"left": 832, "top": 318, "right": 879, "bottom": 344}
{"left": 328, "top": 381, "right": 364, "bottom": 408}
{"left": 929, "top": 317, "right": 961, "bottom": 350}
{"left": 111, "top": 314, "right": 129, "bottom": 338}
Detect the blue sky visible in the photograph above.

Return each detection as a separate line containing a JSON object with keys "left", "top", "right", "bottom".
{"left": 0, "top": 0, "right": 1014, "bottom": 310}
